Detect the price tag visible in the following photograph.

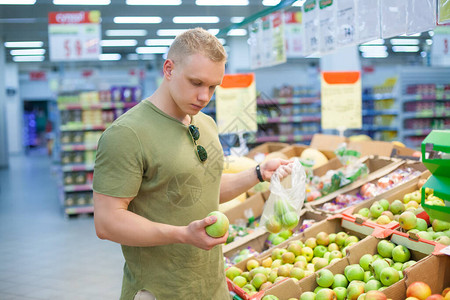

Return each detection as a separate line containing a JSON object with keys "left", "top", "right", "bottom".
{"left": 48, "top": 11, "right": 101, "bottom": 61}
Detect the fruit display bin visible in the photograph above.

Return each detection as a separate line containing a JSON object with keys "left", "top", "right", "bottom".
{"left": 226, "top": 215, "right": 381, "bottom": 300}
{"left": 260, "top": 230, "right": 441, "bottom": 300}
{"left": 420, "top": 130, "right": 450, "bottom": 221}
{"left": 382, "top": 250, "right": 450, "bottom": 300}
{"left": 306, "top": 160, "right": 428, "bottom": 216}
{"left": 341, "top": 167, "right": 431, "bottom": 231}
{"left": 305, "top": 156, "right": 403, "bottom": 209}
{"left": 279, "top": 144, "right": 340, "bottom": 172}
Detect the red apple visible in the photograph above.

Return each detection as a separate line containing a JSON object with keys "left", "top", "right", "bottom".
{"left": 407, "top": 282, "right": 432, "bottom": 300}
{"left": 442, "top": 288, "right": 450, "bottom": 298}
{"left": 426, "top": 295, "right": 444, "bottom": 300}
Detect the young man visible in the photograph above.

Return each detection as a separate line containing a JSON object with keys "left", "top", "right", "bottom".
{"left": 93, "top": 28, "right": 290, "bottom": 300}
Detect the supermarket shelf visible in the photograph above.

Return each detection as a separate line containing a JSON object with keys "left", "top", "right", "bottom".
{"left": 61, "top": 144, "right": 97, "bottom": 151}
{"left": 362, "top": 109, "right": 398, "bottom": 116}
{"left": 361, "top": 125, "right": 398, "bottom": 131}
{"left": 60, "top": 124, "right": 107, "bottom": 131}
{"left": 402, "top": 94, "right": 450, "bottom": 102}
{"left": 257, "top": 97, "right": 320, "bottom": 106}
{"left": 58, "top": 101, "right": 138, "bottom": 110}
{"left": 402, "top": 129, "right": 434, "bottom": 137}
{"left": 403, "top": 111, "right": 450, "bottom": 119}
{"left": 64, "top": 184, "right": 92, "bottom": 192}
{"left": 65, "top": 205, "right": 94, "bottom": 216}
{"left": 362, "top": 93, "right": 395, "bottom": 101}
{"left": 257, "top": 115, "right": 321, "bottom": 124}
{"left": 61, "top": 164, "right": 95, "bottom": 172}
{"left": 254, "top": 134, "right": 314, "bottom": 143}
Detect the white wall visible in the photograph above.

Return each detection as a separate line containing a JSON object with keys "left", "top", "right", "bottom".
{"left": 5, "top": 64, "right": 22, "bottom": 154}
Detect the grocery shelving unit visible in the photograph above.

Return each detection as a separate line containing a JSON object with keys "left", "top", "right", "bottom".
{"left": 397, "top": 68, "right": 450, "bottom": 149}
{"left": 57, "top": 89, "right": 140, "bottom": 216}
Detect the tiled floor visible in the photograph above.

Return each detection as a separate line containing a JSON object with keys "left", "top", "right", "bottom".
{"left": 0, "top": 150, "right": 124, "bottom": 300}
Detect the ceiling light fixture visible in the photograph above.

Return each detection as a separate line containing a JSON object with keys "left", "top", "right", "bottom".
{"left": 292, "top": 0, "right": 306, "bottom": 6}
{"left": 145, "top": 39, "right": 174, "bottom": 46}
{"left": 136, "top": 46, "right": 168, "bottom": 54}
{"left": 208, "top": 29, "right": 219, "bottom": 35}
{"left": 230, "top": 17, "right": 244, "bottom": 23}
{"left": 173, "top": 16, "right": 220, "bottom": 23}
{"left": 218, "top": 38, "right": 226, "bottom": 45}
{"left": 101, "top": 39, "right": 138, "bottom": 47}
{"left": 0, "top": 0, "right": 35, "bottom": 4}
{"left": 99, "top": 53, "right": 121, "bottom": 61}
{"left": 106, "top": 29, "right": 148, "bottom": 36}
{"left": 157, "top": 29, "right": 188, "bottom": 36}
{"left": 53, "top": 0, "right": 110, "bottom": 4}
{"left": 362, "top": 52, "right": 388, "bottom": 58}
{"left": 262, "top": 0, "right": 280, "bottom": 6}
{"left": 358, "top": 45, "right": 387, "bottom": 52}
{"left": 13, "top": 55, "right": 45, "bottom": 62}
{"left": 126, "top": 0, "right": 181, "bottom": 5}
{"left": 195, "top": 0, "right": 248, "bottom": 6}
{"left": 114, "top": 16, "right": 162, "bottom": 24}
{"left": 392, "top": 46, "right": 420, "bottom": 52}
{"left": 5, "top": 41, "right": 43, "bottom": 48}
{"left": 426, "top": 39, "right": 433, "bottom": 45}
{"left": 361, "top": 39, "right": 385, "bottom": 45}
{"left": 390, "top": 39, "right": 420, "bottom": 45}
{"left": 227, "top": 29, "right": 247, "bottom": 36}
{"left": 10, "top": 49, "right": 46, "bottom": 56}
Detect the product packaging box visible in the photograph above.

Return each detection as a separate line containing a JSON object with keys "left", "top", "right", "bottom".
{"left": 246, "top": 142, "right": 290, "bottom": 160}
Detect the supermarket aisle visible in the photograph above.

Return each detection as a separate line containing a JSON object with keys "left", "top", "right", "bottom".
{"left": 0, "top": 151, "right": 124, "bottom": 300}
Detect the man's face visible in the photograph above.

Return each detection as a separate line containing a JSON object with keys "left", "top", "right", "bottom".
{"left": 168, "top": 53, "right": 225, "bottom": 116}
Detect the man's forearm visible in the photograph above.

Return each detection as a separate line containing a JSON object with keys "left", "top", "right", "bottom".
{"left": 219, "top": 167, "right": 260, "bottom": 203}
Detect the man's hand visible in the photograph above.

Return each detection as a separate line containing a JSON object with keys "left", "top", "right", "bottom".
{"left": 260, "top": 158, "right": 292, "bottom": 182}
{"left": 183, "top": 215, "right": 229, "bottom": 250}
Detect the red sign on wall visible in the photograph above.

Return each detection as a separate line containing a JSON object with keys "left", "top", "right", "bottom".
{"left": 29, "top": 71, "right": 47, "bottom": 81}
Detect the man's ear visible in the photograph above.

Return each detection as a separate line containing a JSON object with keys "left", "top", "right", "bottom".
{"left": 163, "top": 59, "right": 174, "bottom": 79}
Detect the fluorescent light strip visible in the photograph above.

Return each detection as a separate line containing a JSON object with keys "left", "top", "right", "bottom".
{"left": 13, "top": 56, "right": 45, "bottom": 62}
{"left": 227, "top": 29, "right": 247, "bottom": 36}
{"left": 173, "top": 16, "right": 219, "bottom": 24}
{"left": 218, "top": 38, "right": 226, "bottom": 45}
{"left": 106, "top": 29, "right": 147, "bottom": 36}
{"left": 359, "top": 45, "right": 387, "bottom": 52}
{"left": 5, "top": 41, "right": 43, "bottom": 48}
{"left": 390, "top": 39, "right": 420, "bottom": 45}
{"left": 157, "top": 29, "right": 188, "bottom": 36}
{"left": 145, "top": 39, "right": 174, "bottom": 46}
{"left": 195, "top": 0, "right": 248, "bottom": 6}
{"left": 292, "top": 0, "right": 305, "bottom": 6}
{"left": 401, "top": 33, "right": 421, "bottom": 37}
{"left": 11, "top": 49, "right": 45, "bottom": 56}
{"left": 126, "top": 0, "right": 181, "bottom": 5}
{"left": 53, "top": 0, "right": 110, "bottom": 4}
{"left": 114, "top": 16, "right": 162, "bottom": 24}
{"left": 362, "top": 52, "right": 388, "bottom": 58}
{"left": 0, "top": 0, "right": 35, "bottom": 4}
{"left": 230, "top": 17, "right": 244, "bottom": 24}
{"left": 101, "top": 39, "right": 138, "bottom": 47}
{"left": 136, "top": 47, "right": 168, "bottom": 54}
{"left": 361, "top": 39, "right": 385, "bottom": 46}
{"left": 262, "top": 0, "right": 280, "bottom": 6}
{"left": 392, "top": 46, "right": 420, "bottom": 52}
{"left": 99, "top": 53, "right": 121, "bottom": 61}
{"left": 208, "top": 29, "right": 219, "bottom": 35}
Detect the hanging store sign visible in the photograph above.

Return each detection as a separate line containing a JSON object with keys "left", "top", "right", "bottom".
{"left": 321, "top": 71, "right": 362, "bottom": 130}
{"left": 284, "top": 11, "right": 305, "bottom": 58}
{"left": 215, "top": 73, "right": 257, "bottom": 134}
{"left": 438, "top": 0, "right": 450, "bottom": 24}
{"left": 48, "top": 11, "right": 101, "bottom": 61}
{"left": 431, "top": 25, "right": 450, "bottom": 66}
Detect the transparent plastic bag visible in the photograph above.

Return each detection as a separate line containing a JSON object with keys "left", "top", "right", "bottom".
{"left": 260, "top": 158, "right": 307, "bottom": 233}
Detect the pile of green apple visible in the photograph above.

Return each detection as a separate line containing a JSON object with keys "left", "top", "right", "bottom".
{"left": 299, "top": 239, "right": 416, "bottom": 300}
{"left": 265, "top": 197, "right": 300, "bottom": 233}
{"left": 225, "top": 231, "right": 360, "bottom": 297}
{"left": 398, "top": 210, "right": 450, "bottom": 245}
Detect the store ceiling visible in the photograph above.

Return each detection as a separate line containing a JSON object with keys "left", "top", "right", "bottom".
{"left": 0, "top": 0, "right": 284, "bottom": 63}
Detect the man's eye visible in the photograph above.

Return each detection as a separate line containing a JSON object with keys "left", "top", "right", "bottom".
{"left": 192, "top": 82, "right": 201, "bottom": 86}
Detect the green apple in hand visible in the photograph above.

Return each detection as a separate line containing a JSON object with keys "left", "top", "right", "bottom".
{"left": 205, "top": 211, "right": 229, "bottom": 237}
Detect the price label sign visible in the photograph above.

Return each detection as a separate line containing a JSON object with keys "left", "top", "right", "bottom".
{"left": 48, "top": 11, "right": 101, "bottom": 61}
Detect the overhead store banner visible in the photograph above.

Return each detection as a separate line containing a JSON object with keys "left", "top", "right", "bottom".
{"left": 321, "top": 71, "right": 362, "bottom": 130}
{"left": 302, "top": 0, "right": 319, "bottom": 56}
{"left": 336, "top": 0, "right": 356, "bottom": 48}
{"left": 215, "top": 74, "right": 257, "bottom": 134}
{"left": 431, "top": 25, "right": 450, "bottom": 66}
{"left": 284, "top": 11, "right": 305, "bottom": 58}
{"left": 248, "top": 12, "right": 286, "bottom": 69}
{"left": 318, "top": 0, "right": 336, "bottom": 54}
{"left": 48, "top": 11, "right": 101, "bottom": 62}
{"left": 356, "top": 0, "right": 380, "bottom": 44}
{"left": 380, "top": 0, "right": 407, "bottom": 39}
{"left": 407, "top": 0, "right": 437, "bottom": 35}
{"left": 439, "top": 0, "right": 450, "bottom": 24}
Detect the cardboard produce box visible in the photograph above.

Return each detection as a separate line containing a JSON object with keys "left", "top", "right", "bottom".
{"left": 247, "top": 142, "right": 290, "bottom": 160}
{"left": 262, "top": 231, "right": 439, "bottom": 300}
{"left": 305, "top": 156, "right": 403, "bottom": 210}
{"left": 223, "top": 210, "right": 326, "bottom": 259}
{"left": 307, "top": 160, "right": 428, "bottom": 215}
{"left": 226, "top": 215, "right": 381, "bottom": 300}
{"left": 383, "top": 251, "right": 450, "bottom": 300}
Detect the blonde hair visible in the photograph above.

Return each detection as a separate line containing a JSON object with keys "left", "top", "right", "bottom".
{"left": 167, "top": 27, "right": 227, "bottom": 63}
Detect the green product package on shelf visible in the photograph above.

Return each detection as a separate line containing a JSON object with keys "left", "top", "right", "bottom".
{"left": 421, "top": 130, "right": 450, "bottom": 221}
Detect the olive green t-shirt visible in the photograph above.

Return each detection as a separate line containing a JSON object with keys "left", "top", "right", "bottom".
{"left": 93, "top": 100, "right": 230, "bottom": 300}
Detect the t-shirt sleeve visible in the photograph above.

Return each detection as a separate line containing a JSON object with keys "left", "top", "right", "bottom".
{"left": 93, "top": 124, "right": 144, "bottom": 198}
